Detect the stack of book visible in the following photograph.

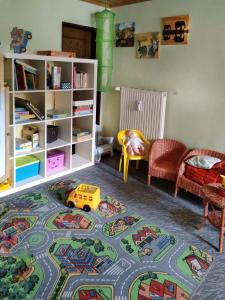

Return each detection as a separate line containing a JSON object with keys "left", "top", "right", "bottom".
{"left": 16, "top": 138, "right": 32, "bottom": 153}
{"left": 73, "top": 128, "right": 92, "bottom": 142}
{"left": 15, "top": 107, "right": 36, "bottom": 122}
{"left": 73, "top": 100, "right": 93, "bottom": 116}
{"left": 14, "top": 60, "right": 38, "bottom": 91}
{"left": 73, "top": 66, "right": 88, "bottom": 88}
{"left": 15, "top": 97, "right": 45, "bottom": 123}
{"left": 47, "top": 110, "right": 70, "bottom": 119}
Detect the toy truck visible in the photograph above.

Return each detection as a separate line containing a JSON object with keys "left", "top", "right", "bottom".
{"left": 66, "top": 184, "right": 100, "bottom": 212}
{"left": 10, "top": 27, "right": 32, "bottom": 53}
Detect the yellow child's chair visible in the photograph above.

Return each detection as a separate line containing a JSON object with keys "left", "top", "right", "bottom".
{"left": 117, "top": 129, "right": 149, "bottom": 182}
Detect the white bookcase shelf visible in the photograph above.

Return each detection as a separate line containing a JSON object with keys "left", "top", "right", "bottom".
{"left": 1, "top": 52, "right": 97, "bottom": 197}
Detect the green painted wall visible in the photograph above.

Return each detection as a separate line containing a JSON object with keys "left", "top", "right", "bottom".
{"left": 101, "top": 0, "right": 225, "bottom": 152}
{"left": 0, "top": 0, "right": 100, "bottom": 53}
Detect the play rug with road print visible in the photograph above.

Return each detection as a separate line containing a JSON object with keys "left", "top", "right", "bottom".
{"left": 0, "top": 178, "right": 213, "bottom": 300}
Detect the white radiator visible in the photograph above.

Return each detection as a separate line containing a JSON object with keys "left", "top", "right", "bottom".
{"left": 120, "top": 87, "right": 167, "bottom": 139}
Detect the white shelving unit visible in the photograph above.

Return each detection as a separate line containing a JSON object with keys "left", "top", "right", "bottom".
{"left": 0, "top": 52, "right": 97, "bottom": 197}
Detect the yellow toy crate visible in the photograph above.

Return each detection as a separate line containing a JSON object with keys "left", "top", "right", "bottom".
{"left": 66, "top": 184, "right": 100, "bottom": 211}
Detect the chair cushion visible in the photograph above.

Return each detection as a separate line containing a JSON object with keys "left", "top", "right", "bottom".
{"left": 186, "top": 155, "right": 221, "bottom": 169}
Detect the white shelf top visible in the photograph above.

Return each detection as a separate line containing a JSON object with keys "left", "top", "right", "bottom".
{"left": 13, "top": 120, "right": 45, "bottom": 127}
{"left": 16, "top": 174, "right": 44, "bottom": 188}
{"left": 47, "top": 116, "right": 71, "bottom": 121}
{"left": 13, "top": 119, "right": 45, "bottom": 127}
{"left": 73, "top": 113, "right": 93, "bottom": 118}
{"left": 72, "top": 137, "right": 93, "bottom": 144}
{"left": 4, "top": 52, "right": 97, "bottom": 64}
{"left": 73, "top": 88, "right": 94, "bottom": 91}
{"left": 11, "top": 90, "right": 46, "bottom": 94}
{"left": 72, "top": 154, "right": 92, "bottom": 168}
{"left": 47, "top": 89, "right": 73, "bottom": 93}
{"left": 14, "top": 147, "right": 45, "bottom": 158}
{"left": 47, "top": 139, "right": 71, "bottom": 150}
{"left": 47, "top": 166, "right": 69, "bottom": 177}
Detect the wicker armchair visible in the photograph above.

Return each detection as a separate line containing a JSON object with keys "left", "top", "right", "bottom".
{"left": 148, "top": 139, "right": 188, "bottom": 187}
{"left": 175, "top": 149, "right": 225, "bottom": 197}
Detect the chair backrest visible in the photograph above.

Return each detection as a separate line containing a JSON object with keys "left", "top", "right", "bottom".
{"left": 117, "top": 129, "right": 147, "bottom": 146}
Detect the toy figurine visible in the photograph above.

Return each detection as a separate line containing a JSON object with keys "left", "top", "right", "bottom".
{"left": 125, "top": 130, "right": 145, "bottom": 156}
{"left": 10, "top": 27, "right": 32, "bottom": 53}
{"left": 0, "top": 179, "right": 10, "bottom": 191}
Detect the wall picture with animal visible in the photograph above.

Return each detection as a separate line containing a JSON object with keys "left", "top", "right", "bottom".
{"left": 136, "top": 32, "right": 160, "bottom": 59}
{"left": 161, "top": 15, "right": 190, "bottom": 45}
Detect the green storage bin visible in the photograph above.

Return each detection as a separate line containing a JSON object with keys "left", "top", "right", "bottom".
{"left": 16, "top": 155, "right": 40, "bottom": 182}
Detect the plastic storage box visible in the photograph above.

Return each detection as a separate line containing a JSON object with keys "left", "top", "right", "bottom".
{"left": 47, "top": 149, "right": 65, "bottom": 173}
{"left": 16, "top": 155, "right": 40, "bottom": 182}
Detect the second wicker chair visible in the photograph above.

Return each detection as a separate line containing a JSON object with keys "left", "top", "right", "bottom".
{"left": 148, "top": 139, "right": 188, "bottom": 188}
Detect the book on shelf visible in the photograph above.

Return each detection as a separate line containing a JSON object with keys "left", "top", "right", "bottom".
{"left": 16, "top": 138, "right": 33, "bottom": 152}
{"left": 14, "top": 60, "right": 38, "bottom": 91}
{"left": 15, "top": 97, "right": 45, "bottom": 121}
{"left": 15, "top": 63, "right": 26, "bottom": 90}
{"left": 73, "top": 105, "right": 93, "bottom": 116}
{"left": 73, "top": 110, "right": 93, "bottom": 116}
{"left": 73, "top": 128, "right": 91, "bottom": 137}
{"left": 73, "top": 65, "right": 76, "bottom": 89}
{"left": 47, "top": 110, "right": 70, "bottom": 119}
{"left": 73, "top": 133, "right": 92, "bottom": 142}
{"left": 73, "top": 100, "right": 94, "bottom": 106}
{"left": 52, "top": 66, "right": 61, "bottom": 89}
{"left": 15, "top": 60, "right": 38, "bottom": 75}
{"left": 25, "top": 71, "right": 35, "bottom": 90}
{"left": 15, "top": 114, "right": 36, "bottom": 121}
{"left": 37, "top": 50, "right": 76, "bottom": 58}
{"left": 73, "top": 66, "right": 88, "bottom": 88}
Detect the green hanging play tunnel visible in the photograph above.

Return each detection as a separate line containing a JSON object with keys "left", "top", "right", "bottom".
{"left": 95, "top": 9, "right": 115, "bottom": 92}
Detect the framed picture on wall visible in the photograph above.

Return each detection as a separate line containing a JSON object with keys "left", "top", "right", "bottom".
{"left": 136, "top": 32, "right": 160, "bottom": 59}
{"left": 161, "top": 15, "right": 190, "bottom": 45}
{"left": 116, "top": 21, "right": 135, "bottom": 47}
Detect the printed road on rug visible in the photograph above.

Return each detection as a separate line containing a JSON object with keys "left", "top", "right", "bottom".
{"left": 0, "top": 178, "right": 213, "bottom": 300}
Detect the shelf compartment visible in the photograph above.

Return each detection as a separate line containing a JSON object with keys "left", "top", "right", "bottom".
{"left": 15, "top": 152, "right": 45, "bottom": 187}
{"left": 73, "top": 90, "right": 94, "bottom": 117}
{"left": 47, "top": 61, "right": 72, "bottom": 90}
{"left": 47, "top": 119, "right": 72, "bottom": 150}
{"left": 72, "top": 139, "right": 93, "bottom": 169}
{"left": 72, "top": 154, "right": 92, "bottom": 169}
{"left": 46, "top": 90, "right": 72, "bottom": 120}
{"left": 73, "top": 63, "right": 94, "bottom": 89}
{"left": 14, "top": 92, "right": 45, "bottom": 124}
{"left": 46, "top": 145, "right": 71, "bottom": 176}
{"left": 15, "top": 123, "right": 45, "bottom": 156}
{"left": 14, "top": 59, "right": 45, "bottom": 91}
{"left": 72, "top": 115, "right": 93, "bottom": 133}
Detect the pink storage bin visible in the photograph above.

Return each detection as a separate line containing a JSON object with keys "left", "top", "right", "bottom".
{"left": 47, "top": 149, "right": 65, "bottom": 173}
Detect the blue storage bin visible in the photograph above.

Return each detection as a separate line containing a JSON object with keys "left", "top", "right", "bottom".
{"left": 16, "top": 155, "right": 40, "bottom": 182}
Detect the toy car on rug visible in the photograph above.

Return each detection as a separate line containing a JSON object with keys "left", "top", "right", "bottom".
{"left": 66, "top": 184, "right": 100, "bottom": 212}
